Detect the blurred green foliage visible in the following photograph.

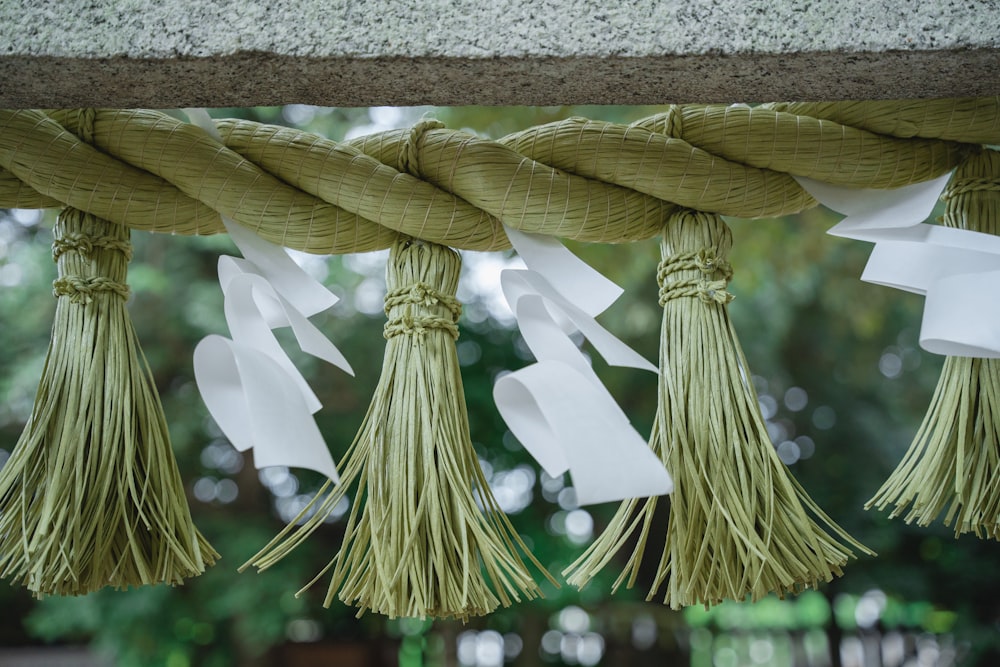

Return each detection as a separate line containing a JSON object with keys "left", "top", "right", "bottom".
{"left": 0, "top": 105, "right": 998, "bottom": 666}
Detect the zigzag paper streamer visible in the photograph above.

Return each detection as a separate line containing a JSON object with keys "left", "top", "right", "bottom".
{"left": 797, "top": 173, "right": 1000, "bottom": 358}
{"left": 494, "top": 228, "right": 672, "bottom": 505}
{"left": 186, "top": 108, "right": 353, "bottom": 481}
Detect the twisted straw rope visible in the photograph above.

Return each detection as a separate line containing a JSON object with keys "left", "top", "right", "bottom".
{"left": 0, "top": 99, "right": 995, "bottom": 253}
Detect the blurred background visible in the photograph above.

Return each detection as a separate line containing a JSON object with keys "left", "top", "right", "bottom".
{"left": 0, "top": 105, "right": 997, "bottom": 667}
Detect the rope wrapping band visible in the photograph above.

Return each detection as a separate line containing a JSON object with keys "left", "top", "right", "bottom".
{"left": 50, "top": 207, "right": 132, "bottom": 303}
{"left": 399, "top": 119, "right": 447, "bottom": 178}
{"left": 52, "top": 276, "right": 130, "bottom": 303}
{"left": 52, "top": 233, "right": 134, "bottom": 262}
{"left": 383, "top": 281, "right": 462, "bottom": 340}
{"left": 0, "top": 99, "right": 995, "bottom": 253}
{"left": 657, "top": 248, "right": 735, "bottom": 306}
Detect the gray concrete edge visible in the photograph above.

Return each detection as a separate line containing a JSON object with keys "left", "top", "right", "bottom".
{"left": 2, "top": 50, "right": 998, "bottom": 108}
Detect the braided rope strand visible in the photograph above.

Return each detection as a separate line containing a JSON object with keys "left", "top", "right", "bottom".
{"left": 383, "top": 281, "right": 463, "bottom": 340}
{"left": 657, "top": 249, "right": 735, "bottom": 306}
{"left": 0, "top": 98, "right": 994, "bottom": 252}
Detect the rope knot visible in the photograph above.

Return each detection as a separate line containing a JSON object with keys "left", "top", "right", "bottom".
{"left": 383, "top": 280, "right": 462, "bottom": 340}
{"left": 657, "top": 248, "right": 734, "bottom": 307}
{"left": 383, "top": 313, "right": 460, "bottom": 340}
{"left": 406, "top": 282, "right": 434, "bottom": 306}
{"left": 694, "top": 248, "right": 730, "bottom": 278}
{"left": 52, "top": 232, "right": 133, "bottom": 262}
{"left": 399, "top": 119, "right": 446, "bottom": 178}
{"left": 53, "top": 276, "right": 130, "bottom": 304}
{"left": 383, "top": 281, "right": 462, "bottom": 317}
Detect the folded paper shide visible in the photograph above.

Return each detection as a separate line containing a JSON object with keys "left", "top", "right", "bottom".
{"left": 0, "top": 99, "right": 998, "bottom": 615}
{"left": 494, "top": 226, "right": 672, "bottom": 506}
{"left": 193, "top": 218, "right": 352, "bottom": 482}
{"left": 796, "top": 170, "right": 1000, "bottom": 359}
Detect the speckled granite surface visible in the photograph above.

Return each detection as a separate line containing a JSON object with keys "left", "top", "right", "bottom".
{"left": 1, "top": 0, "right": 998, "bottom": 105}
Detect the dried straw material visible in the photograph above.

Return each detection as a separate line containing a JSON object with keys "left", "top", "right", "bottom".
{"left": 0, "top": 171, "right": 60, "bottom": 208}
{"left": 343, "top": 126, "right": 678, "bottom": 243}
{"left": 500, "top": 118, "right": 812, "bottom": 219}
{"left": 0, "top": 97, "right": 993, "bottom": 602}
{"left": 867, "top": 149, "right": 1000, "bottom": 539}
{"left": 764, "top": 98, "right": 1000, "bottom": 144}
{"left": 42, "top": 109, "right": 393, "bottom": 254}
{"left": 0, "top": 109, "right": 224, "bottom": 236}
{"left": 213, "top": 119, "right": 508, "bottom": 251}
{"left": 638, "top": 105, "right": 970, "bottom": 187}
{"left": 0, "top": 208, "right": 217, "bottom": 596}
{"left": 1, "top": 99, "right": 997, "bottom": 254}
{"left": 565, "top": 209, "right": 872, "bottom": 608}
{"left": 245, "top": 238, "right": 551, "bottom": 619}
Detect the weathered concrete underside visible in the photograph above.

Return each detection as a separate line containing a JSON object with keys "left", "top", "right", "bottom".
{"left": 2, "top": 0, "right": 998, "bottom": 107}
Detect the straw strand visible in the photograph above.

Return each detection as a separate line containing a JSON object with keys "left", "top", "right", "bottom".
{"left": 566, "top": 209, "right": 872, "bottom": 608}
{"left": 0, "top": 208, "right": 217, "bottom": 595}
{"left": 244, "top": 238, "right": 552, "bottom": 619}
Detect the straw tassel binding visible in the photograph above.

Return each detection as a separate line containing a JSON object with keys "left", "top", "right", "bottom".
{"left": 245, "top": 236, "right": 552, "bottom": 620}
{"left": 566, "top": 208, "right": 872, "bottom": 608}
{"left": 0, "top": 208, "right": 217, "bottom": 596}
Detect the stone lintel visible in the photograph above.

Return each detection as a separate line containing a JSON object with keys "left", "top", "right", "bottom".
{"left": 2, "top": 0, "right": 998, "bottom": 107}
{"left": 2, "top": 50, "right": 999, "bottom": 108}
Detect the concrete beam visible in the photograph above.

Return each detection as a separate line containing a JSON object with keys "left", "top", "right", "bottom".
{"left": 2, "top": 0, "right": 999, "bottom": 107}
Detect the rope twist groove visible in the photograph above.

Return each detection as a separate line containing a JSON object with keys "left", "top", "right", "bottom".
{"left": 0, "top": 99, "right": 995, "bottom": 254}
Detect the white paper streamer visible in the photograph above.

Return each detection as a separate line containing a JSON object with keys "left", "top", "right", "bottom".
{"left": 222, "top": 219, "right": 338, "bottom": 318}
{"left": 504, "top": 226, "right": 622, "bottom": 316}
{"left": 494, "top": 228, "right": 672, "bottom": 505}
{"left": 186, "top": 108, "right": 353, "bottom": 479}
{"left": 797, "top": 172, "right": 1000, "bottom": 358}
{"left": 194, "top": 242, "right": 352, "bottom": 479}
{"left": 219, "top": 269, "right": 353, "bottom": 408}
{"left": 500, "top": 270, "right": 656, "bottom": 375}
{"left": 494, "top": 362, "right": 669, "bottom": 505}
{"left": 803, "top": 172, "right": 953, "bottom": 240}
{"left": 194, "top": 337, "right": 338, "bottom": 481}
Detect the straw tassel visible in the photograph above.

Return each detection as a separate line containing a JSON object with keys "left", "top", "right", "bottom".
{"left": 246, "top": 237, "right": 551, "bottom": 620}
{"left": 868, "top": 150, "right": 1000, "bottom": 539}
{"left": 566, "top": 209, "right": 871, "bottom": 608}
{"left": 0, "top": 208, "right": 217, "bottom": 596}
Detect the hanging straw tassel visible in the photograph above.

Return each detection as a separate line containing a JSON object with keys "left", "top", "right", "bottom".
{"left": 246, "top": 237, "right": 551, "bottom": 620}
{"left": 0, "top": 208, "right": 217, "bottom": 596}
{"left": 566, "top": 209, "right": 871, "bottom": 608}
{"left": 868, "top": 149, "right": 1000, "bottom": 539}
